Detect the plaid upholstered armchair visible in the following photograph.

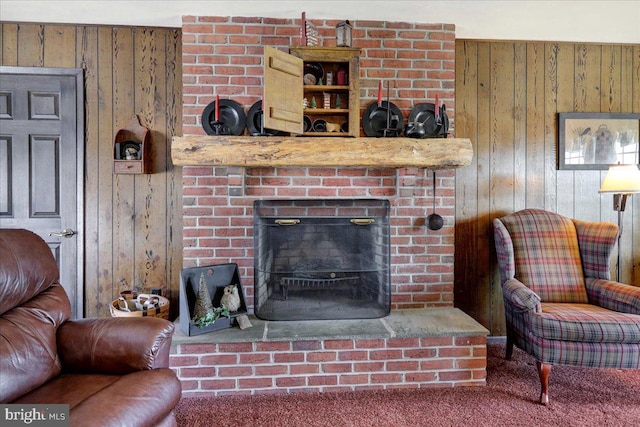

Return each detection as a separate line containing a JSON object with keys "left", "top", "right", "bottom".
{"left": 493, "top": 209, "right": 640, "bottom": 405}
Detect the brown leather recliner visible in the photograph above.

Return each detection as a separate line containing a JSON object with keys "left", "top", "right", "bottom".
{"left": 0, "top": 229, "right": 182, "bottom": 427}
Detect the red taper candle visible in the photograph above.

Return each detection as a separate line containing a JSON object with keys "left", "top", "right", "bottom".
{"left": 377, "top": 80, "right": 383, "bottom": 106}
{"left": 435, "top": 94, "right": 439, "bottom": 118}
{"left": 215, "top": 94, "right": 220, "bottom": 121}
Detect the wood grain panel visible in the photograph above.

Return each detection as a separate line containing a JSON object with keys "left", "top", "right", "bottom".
{"left": 112, "top": 28, "right": 137, "bottom": 299}
{"left": 1, "top": 23, "right": 183, "bottom": 317}
{"left": 134, "top": 27, "right": 168, "bottom": 295}
{"left": 553, "top": 43, "right": 576, "bottom": 218}
{"left": 454, "top": 41, "right": 480, "bottom": 323}
{"left": 513, "top": 42, "right": 527, "bottom": 213}
{"left": 525, "top": 42, "right": 546, "bottom": 208}
{"left": 78, "top": 25, "right": 102, "bottom": 312}
{"left": 456, "top": 40, "right": 640, "bottom": 335}
{"left": 488, "top": 42, "right": 515, "bottom": 334}
{"left": 573, "top": 44, "right": 601, "bottom": 221}
{"left": 44, "top": 25, "right": 76, "bottom": 67}
{"left": 17, "top": 24, "right": 44, "bottom": 67}
{"left": 631, "top": 45, "right": 640, "bottom": 286}
{"left": 1, "top": 24, "right": 19, "bottom": 65}
{"left": 95, "top": 26, "right": 116, "bottom": 314}
{"left": 471, "top": 41, "right": 492, "bottom": 329}
{"left": 165, "top": 29, "right": 183, "bottom": 319}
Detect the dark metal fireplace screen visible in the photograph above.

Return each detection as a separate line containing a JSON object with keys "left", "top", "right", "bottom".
{"left": 253, "top": 199, "right": 391, "bottom": 321}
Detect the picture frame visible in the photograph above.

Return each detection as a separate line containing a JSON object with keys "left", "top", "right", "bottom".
{"left": 558, "top": 112, "right": 640, "bottom": 170}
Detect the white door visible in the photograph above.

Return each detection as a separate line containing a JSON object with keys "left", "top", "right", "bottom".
{"left": 0, "top": 66, "right": 84, "bottom": 318}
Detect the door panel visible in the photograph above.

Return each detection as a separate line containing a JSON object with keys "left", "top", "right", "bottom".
{"left": 0, "top": 136, "right": 10, "bottom": 215}
{"left": 0, "top": 67, "right": 84, "bottom": 318}
{"left": 31, "top": 136, "right": 60, "bottom": 217}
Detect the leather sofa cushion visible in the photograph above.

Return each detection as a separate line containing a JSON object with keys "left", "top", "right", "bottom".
{"left": 0, "top": 284, "right": 71, "bottom": 402}
{"left": 13, "top": 370, "right": 182, "bottom": 427}
{"left": 0, "top": 229, "right": 61, "bottom": 316}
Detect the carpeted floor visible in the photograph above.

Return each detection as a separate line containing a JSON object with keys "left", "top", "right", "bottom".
{"left": 174, "top": 341, "right": 640, "bottom": 426}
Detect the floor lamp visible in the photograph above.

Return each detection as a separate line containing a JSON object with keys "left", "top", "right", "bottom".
{"left": 598, "top": 163, "right": 640, "bottom": 281}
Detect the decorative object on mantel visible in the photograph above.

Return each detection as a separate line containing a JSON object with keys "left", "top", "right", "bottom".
{"left": 300, "top": 12, "right": 318, "bottom": 46}
{"left": 406, "top": 102, "right": 449, "bottom": 139}
{"left": 362, "top": 100, "right": 404, "bottom": 138}
{"left": 113, "top": 114, "right": 151, "bottom": 174}
{"left": 201, "top": 98, "right": 247, "bottom": 136}
{"left": 598, "top": 163, "right": 640, "bottom": 281}
{"left": 171, "top": 135, "right": 473, "bottom": 169}
{"left": 247, "top": 100, "right": 285, "bottom": 136}
{"left": 336, "top": 20, "right": 353, "bottom": 47}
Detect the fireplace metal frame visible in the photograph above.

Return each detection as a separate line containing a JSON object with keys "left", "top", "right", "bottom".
{"left": 253, "top": 199, "right": 391, "bottom": 321}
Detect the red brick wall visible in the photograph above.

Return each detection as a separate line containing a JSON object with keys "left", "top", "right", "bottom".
{"left": 172, "top": 335, "right": 487, "bottom": 396}
{"left": 181, "top": 16, "right": 457, "bottom": 312}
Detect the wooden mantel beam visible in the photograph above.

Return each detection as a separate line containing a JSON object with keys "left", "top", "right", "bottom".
{"left": 171, "top": 136, "right": 473, "bottom": 169}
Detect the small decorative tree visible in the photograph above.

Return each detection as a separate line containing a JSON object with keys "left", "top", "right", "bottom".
{"left": 191, "top": 272, "right": 230, "bottom": 328}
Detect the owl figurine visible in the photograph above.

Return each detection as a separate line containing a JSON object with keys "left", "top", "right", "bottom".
{"left": 220, "top": 284, "right": 241, "bottom": 312}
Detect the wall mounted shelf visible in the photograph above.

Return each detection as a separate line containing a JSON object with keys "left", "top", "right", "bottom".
{"left": 113, "top": 115, "right": 151, "bottom": 174}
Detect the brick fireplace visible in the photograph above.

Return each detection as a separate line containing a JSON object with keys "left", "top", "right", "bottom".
{"left": 180, "top": 15, "right": 457, "bottom": 310}
{"left": 170, "top": 15, "right": 487, "bottom": 396}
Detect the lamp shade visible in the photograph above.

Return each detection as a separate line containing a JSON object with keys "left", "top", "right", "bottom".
{"left": 599, "top": 164, "right": 640, "bottom": 194}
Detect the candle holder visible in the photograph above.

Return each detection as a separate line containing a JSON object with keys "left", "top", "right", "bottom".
{"left": 208, "top": 120, "right": 231, "bottom": 135}
{"left": 382, "top": 81, "right": 399, "bottom": 137}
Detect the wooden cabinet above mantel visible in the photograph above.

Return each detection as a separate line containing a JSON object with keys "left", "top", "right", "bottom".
{"left": 171, "top": 136, "right": 473, "bottom": 169}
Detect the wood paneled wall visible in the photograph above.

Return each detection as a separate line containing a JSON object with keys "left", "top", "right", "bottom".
{"left": 0, "top": 23, "right": 183, "bottom": 317}
{"left": 454, "top": 40, "right": 640, "bottom": 335}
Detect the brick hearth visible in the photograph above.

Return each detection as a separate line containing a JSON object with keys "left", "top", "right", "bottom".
{"left": 171, "top": 308, "right": 489, "bottom": 396}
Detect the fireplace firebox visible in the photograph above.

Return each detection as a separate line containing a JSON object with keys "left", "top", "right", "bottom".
{"left": 253, "top": 199, "right": 391, "bottom": 321}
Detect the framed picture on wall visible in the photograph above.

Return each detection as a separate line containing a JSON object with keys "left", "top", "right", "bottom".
{"left": 558, "top": 113, "right": 640, "bottom": 170}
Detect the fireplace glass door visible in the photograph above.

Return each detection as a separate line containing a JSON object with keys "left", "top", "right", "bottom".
{"left": 254, "top": 199, "right": 391, "bottom": 320}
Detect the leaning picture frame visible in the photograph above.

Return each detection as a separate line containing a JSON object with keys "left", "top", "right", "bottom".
{"left": 558, "top": 112, "right": 640, "bottom": 170}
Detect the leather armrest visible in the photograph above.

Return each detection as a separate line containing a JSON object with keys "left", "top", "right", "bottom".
{"left": 586, "top": 278, "right": 640, "bottom": 315}
{"left": 502, "top": 278, "right": 541, "bottom": 313}
{"left": 57, "top": 317, "right": 174, "bottom": 374}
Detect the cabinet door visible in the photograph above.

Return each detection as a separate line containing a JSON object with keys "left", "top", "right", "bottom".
{"left": 263, "top": 46, "right": 304, "bottom": 134}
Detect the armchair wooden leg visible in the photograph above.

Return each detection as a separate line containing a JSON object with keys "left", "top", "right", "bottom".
{"left": 505, "top": 329, "right": 514, "bottom": 360}
{"left": 536, "top": 361, "right": 551, "bottom": 405}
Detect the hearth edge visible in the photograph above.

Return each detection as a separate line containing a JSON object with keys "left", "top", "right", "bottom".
{"left": 171, "top": 307, "right": 488, "bottom": 345}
